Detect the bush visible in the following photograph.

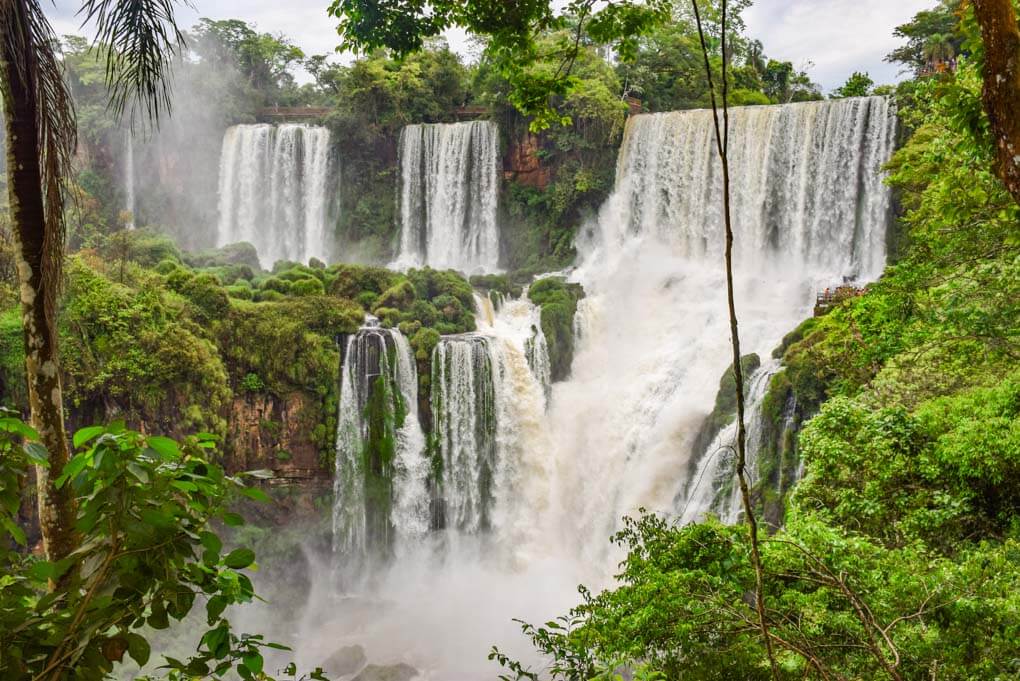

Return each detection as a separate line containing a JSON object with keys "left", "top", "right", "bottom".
{"left": 187, "top": 242, "right": 261, "bottom": 271}
{"left": 529, "top": 277, "right": 584, "bottom": 381}
{"left": 289, "top": 277, "right": 326, "bottom": 297}
{"left": 375, "top": 279, "right": 417, "bottom": 310}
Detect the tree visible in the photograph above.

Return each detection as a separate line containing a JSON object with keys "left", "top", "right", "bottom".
{"left": 0, "top": 0, "right": 183, "bottom": 566}
{"left": 189, "top": 19, "right": 305, "bottom": 100}
{"left": 886, "top": 1, "right": 963, "bottom": 74}
{"left": 831, "top": 71, "right": 875, "bottom": 98}
{"left": 328, "top": 0, "right": 673, "bottom": 128}
{"left": 971, "top": 0, "right": 1020, "bottom": 205}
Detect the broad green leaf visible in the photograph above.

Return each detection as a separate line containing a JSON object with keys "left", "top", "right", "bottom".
{"left": 147, "top": 435, "right": 180, "bottom": 460}
{"left": 224, "top": 547, "right": 256, "bottom": 569}
{"left": 73, "top": 425, "right": 105, "bottom": 449}
{"left": 242, "top": 652, "right": 264, "bottom": 675}
{"left": 222, "top": 512, "right": 245, "bottom": 527}
{"left": 0, "top": 417, "right": 39, "bottom": 440}
{"left": 241, "top": 487, "right": 270, "bottom": 503}
{"left": 2, "top": 516, "right": 27, "bottom": 546}
{"left": 126, "top": 462, "right": 150, "bottom": 483}
{"left": 125, "top": 633, "right": 151, "bottom": 666}
{"left": 55, "top": 453, "right": 89, "bottom": 488}
{"left": 200, "top": 531, "right": 222, "bottom": 556}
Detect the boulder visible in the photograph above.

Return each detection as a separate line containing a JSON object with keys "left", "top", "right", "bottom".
{"left": 323, "top": 645, "right": 367, "bottom": 677}
{"left": 351, "top": 663, "right": 418, "bottom": 681}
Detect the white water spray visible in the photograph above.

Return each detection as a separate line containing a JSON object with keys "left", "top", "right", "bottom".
{"left": 309, "top": 97, "right": 897, "bottom": 679}
{"left": 216, "top": 124, "right": 333, "bottom": 267}
{"left": 393, "top": 121, "right": 501, "bottom": 273}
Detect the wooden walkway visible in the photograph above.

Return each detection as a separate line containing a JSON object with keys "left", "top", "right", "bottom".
{"left": 257, "top": 107, "right": 334, "bottom": 121}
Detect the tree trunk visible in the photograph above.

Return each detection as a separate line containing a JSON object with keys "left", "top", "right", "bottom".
{"left": 1, "top": 0, "right": 76, "bottom": 564}
{"left": 973, "top": 0, "right": 1020, "bottom": 205}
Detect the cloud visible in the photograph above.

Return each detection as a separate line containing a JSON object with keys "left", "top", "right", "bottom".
{"left": 744, "top": 0, "right": 932, "bottom": 91}
{"left": 45, "top": 0, "right": 932, "bottom": 91}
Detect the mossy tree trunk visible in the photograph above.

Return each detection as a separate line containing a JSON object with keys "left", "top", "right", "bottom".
{"left": 973, "top": 0, "right": 1020, "bottom": 205}
{"left": 1, "top": 0, "right": 77, "bottom": 564}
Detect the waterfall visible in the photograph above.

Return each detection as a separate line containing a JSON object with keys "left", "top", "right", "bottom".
{"left": 124, "top": 126, "right": 135, "bottom": 229}
{"left": 430, "top": 330, "right": 551, "bottom": 556}
{"left": 216, "top": 123, "right": 333, "bottom": 268}
{"left": 312, "top": 98, "right": 898, "bottom": 678}
{"left": 332, "top": 323, "right": 427, "bottom": 560}
{"left": 679, "top": 360, "right": 780, "bottom": 525}
{"left": 556, "top": 96, "right": 897, "bottom": 560}
{"left": 393, "top": 121, "right": 501, "bottom": 273}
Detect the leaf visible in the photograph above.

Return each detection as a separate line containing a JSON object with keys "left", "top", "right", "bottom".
{"left": 2, "top": 516, "right": 27, "bottom": 546}
{"left": 0, "top": 417, "right": 39, "bottom": 440}
{"left": 240, "top": 487, "right": 270, "bottom": 503}
{"left": 29, "top": 560, "right": 56, "bottom": 580}
{"left": 125, "top": 632, "right": 151, "bottom": 666}
{"left": 222, "top": 512, "right": 245, "bottom": 527}
{"left": 146, "top": 435, "right": 180, "bottom": 460}
{"left": 126, "top": 462, "right": 150, "bottom": 483}
{"left": 22, "top": 442, "right": 49, "bottom": 466}
{"left": 170, "top": 480, "right": 198, "bottom": 493}
{"left": 244, "top": 468, "right": 275, "bottom": 480}
{"left": 206, "top": 595, "right": 227, "bottom": 624}
{"left": 73, "top": 425, "right": 105, "bottom": 449}
{"left": 55, "top": 453, "right": 89, "bottom": 488}
{"left": 200, "top": 531, "right": 222, "bottom": 556}
{"left": 224, "top": 547, "right": 256, "bottom": 569}
{"left": 242, "top": 652, "right": 264, "bottom": 675}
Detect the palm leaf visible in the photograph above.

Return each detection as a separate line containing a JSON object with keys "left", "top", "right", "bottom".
{"left": 78, "top": 0, "right": 190, "bottom": 121}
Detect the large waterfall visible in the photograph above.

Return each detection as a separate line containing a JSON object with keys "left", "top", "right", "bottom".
{"left": 393, "top": 121, "right": 501, "bottom": 273}
{"left": 310, "top": 97, "right": 897, "bottom": 679}
{"left": 216, "top": 124, "right": 333, "bottom": 268}
{"left": 558, "top": 96, "right": 896, "bottom": 557}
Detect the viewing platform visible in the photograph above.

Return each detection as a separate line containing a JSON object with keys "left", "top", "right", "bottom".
{"left": 257, "top": 106, "right": 334, "bottom": 122}
{"left": 814, "top": 284, "right": 867, "bottom": 316}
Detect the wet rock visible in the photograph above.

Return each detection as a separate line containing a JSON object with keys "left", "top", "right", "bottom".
{"left": 351, "top": 663, "right": 418, "bottom": 681}
{"left": 323, "top": 645, "right": 367, "bottom": 677}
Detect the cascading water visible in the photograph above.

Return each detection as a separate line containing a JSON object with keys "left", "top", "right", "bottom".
{"left": 216, "top": 124, "right": 333, "bottom": 268}
{"left": 124, "top": 126, "right": 135, "bottom": 229}
{"left": 307, "top": 97, "right": 897, "bottom": 679}
{"left": 424, "top": 290, "right": 552, "bottom": 546}
{"left": 393, "top": 121, "right": 501, "bottom": 273}
{"left": 332, "top": 322, "right": 427, "bottom": 561}
{"left": 679, "top": 359, "right": 781, "bottom": 525}
{"left": 556, "top": 96, "right": 896, "bottom": 561}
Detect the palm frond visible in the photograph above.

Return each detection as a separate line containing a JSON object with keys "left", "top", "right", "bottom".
{"left": 78, "top": 0, "right": 189, "bottom": 122}
{"left": 0, "top": 0, "right": 78, "bottom": 325}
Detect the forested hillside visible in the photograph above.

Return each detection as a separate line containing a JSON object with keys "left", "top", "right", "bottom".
{"left": 0, "top": 0, "right": 1017, "bottom": 679}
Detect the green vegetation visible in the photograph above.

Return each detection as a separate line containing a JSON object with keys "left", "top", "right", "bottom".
{"left": 0, "top": 236, "right": 482, "bottom": 468}
{"left": 528, "top": 277, "right": 584, "bottom": 382}
{"left": 491, "top": 5, "right": 1020, "bottom": 679}
{"left": 0, "top": 418, "right": 322, "bottom": 680}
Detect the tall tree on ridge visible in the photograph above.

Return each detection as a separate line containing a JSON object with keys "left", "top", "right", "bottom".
{"left": 0, "top": 0, "right": 184, "bottom": 566}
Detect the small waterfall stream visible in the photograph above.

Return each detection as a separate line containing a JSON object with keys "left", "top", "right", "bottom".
{"left": 124, "top": 126, "right": 136, "bottom": 229}
{"left": 216, "top": 123, "right": 333, "bottom": 267}
{"left": 332, "top": 321, "right": 427, "bottom": 561}
{"left": 393, "top": 121, "right": 501, "bottom": 273}
{"left": 679, "top": 359, "right": 781, "bottom": 525}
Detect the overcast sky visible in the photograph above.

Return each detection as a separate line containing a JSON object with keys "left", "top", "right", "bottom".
{"left": 45, "top": 0, "right": 933, "bottom": 92}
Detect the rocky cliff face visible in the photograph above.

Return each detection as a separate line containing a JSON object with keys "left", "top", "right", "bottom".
{"left": 225, "top": 391, "right": 333, "bottom": 522}
{"left": 505, "top": 132, "right": 551, "bottom": 189}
